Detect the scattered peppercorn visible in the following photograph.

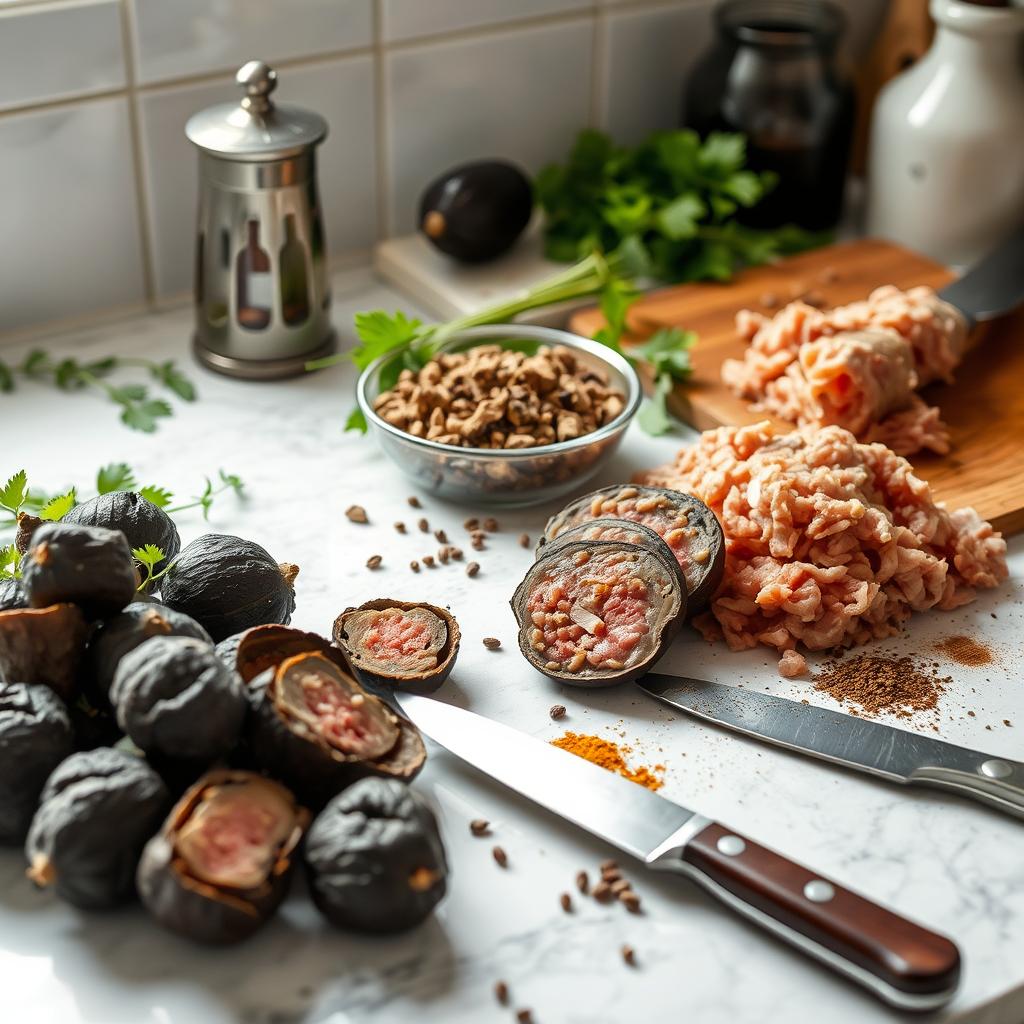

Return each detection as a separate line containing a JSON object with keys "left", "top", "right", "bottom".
{"left": 408, "top": 496, "right": 422, "bottom": 508}
{"left": 345, "top": 505, "right": 368, "bottom": 524}
{"left": 492, "top": 845, "right": 508, "bottom": 868}
{"left": 494, "top": 980, "right": 509, "bottom": 1006}
{"left": 482, "top": 637, "right": 502, "bottom": 650}
{"left": 466, "top": 562, "right": 480, "bottom": 577}
{"left": 516, "top": 1010, "right": 532, "bottom": 1024}
{"left": 434, "top": 529, "right": 448, "bottom": 544}
{"left": 621, "top": 945, "right": 636, "bottom": 967}
{"left": 470, "top": 819, "right": 490, "bottom": 836}
{"left": 471, "top": 537, "right": 485, "bottom": 551}
{"left": 394, "top": 521, "right": 406, "bottom": 533}
{"left": 602, "top": 866, "right": 622, "bottom": 883}
{"left": 621, "top": 891, "right": 642, "bottom": 913}
{"left": 600, "top": 859, "right": 618, "bottom": 872}
{"left": 450, "top": 547, "right": 464, "bottom": 561}
{"left": 519, "top": 533, "right": 530, "bottom": 548}
{"left": 410, "top": 560, "right": 420, "bottom": 573}
{"left": 560, "top": 892, "right": 572, "bottom": 913}
{"left": 418, "top": 518, "right": 429, "bottom": 533}
{"left": 576, "top": 870, "right": 589, "bottom": 894}
{"left": 549, "top": 704, "right": 567, "bottom": 720}
{"left": 483, "top": 517, "right": 499, "bottom": 532}
{"left": 422, "top": 555, "right": 435, "bottom": 568}
{"left": 610, "top": 879, "right": 631, "bottom": 896}
{"left": 463, "top": 517, "right": 479, "bottom": 531}
{"left": 365, "top": 554, "right": 382, "bottom": 569}
{"left": 437, "top": 547, "right": 450, "bottom": 564}
{"left": 592, "top": 881, "right": 613, "bottom": 903}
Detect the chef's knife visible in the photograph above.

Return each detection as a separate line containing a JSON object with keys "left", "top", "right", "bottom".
{"left": 938, "top": 226, "right": 1024, "bottom": 326}
{"left": 639, "top": 673, "right": 1024, "bottom": 820}
{"left": 397, "top": 692, "right": 960, "bottom": 1011}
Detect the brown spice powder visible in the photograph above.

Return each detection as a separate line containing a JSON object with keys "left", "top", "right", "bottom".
{"left": 933, "top": 635, "right": 993, "bottom": 667}
{"left": 551, "top": 732, "right": 663, "bottom": 790}
{"left": 813, "top": 655, "right": 949, "bottom": 719}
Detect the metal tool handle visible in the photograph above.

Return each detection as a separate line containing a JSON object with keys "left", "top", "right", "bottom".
{"left": 911, "top": 757, "right": 1024, "bottom": 819}
{"left": 652, "top": 819, "right": 960, "bottom": 1011}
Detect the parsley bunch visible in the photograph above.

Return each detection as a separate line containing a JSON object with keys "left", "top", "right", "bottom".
{"left": 536, "top": 129, "right": 824, "bottom": 283}
{"left": 0, "top": 350, "right": 196, "bottom": 433}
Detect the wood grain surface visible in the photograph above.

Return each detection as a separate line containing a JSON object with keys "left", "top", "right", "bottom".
{"left": 569, "top": 239, "right": 1024, "bottom": 535}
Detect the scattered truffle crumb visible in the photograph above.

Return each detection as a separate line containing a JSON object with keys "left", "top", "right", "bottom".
{"left": 365, "top": 554, "right": 382, "bottom": 569}
{"left": 470, "top": 819, "right": 490, "bottom": 837}
{"left": 394, "top": 521, "right": 406, "bottom": 533}
{"left": 410, "top": 560, "right": 420, "bottom": 573}
{"left": 345, "top": 505, "right": 368, "bottom": 524}
{"left": 576, "top": 870, "right": 589, "bottom": 894}
{"left": 483, "top": 517, "right": 499, "bottom": 532}
{"left": 621, "top": 945, "right": 636, "bottom": 967}
{"left": 559, "top": 892, "right": 572, "bottom": 913}
{"left": 482, "top": 637, "right": 501, "bottom": 650}
{"left": 407, "top": 496, "right": 421, "bottom": 508}
{"left": 492, "top": 846, "right": 508, "bottom": 868}
{"left": 549, "top": 704, "right": 567, "bottom": 720}
{"left": 466, "top": 562, "right": 480, "bottom": 577}
{"left": 417, "top": 517, "right": 429, "bottom": 532}
{"left": 494, "top": 981, "right": 509, "bottom": 1006}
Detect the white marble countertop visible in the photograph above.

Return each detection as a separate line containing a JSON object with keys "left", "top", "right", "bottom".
{"left": 2, "top": 268, "right": 1023, "bottom": 1024}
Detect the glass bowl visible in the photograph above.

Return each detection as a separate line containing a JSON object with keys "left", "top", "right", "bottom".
{"left": 356, "top": 324, "right": 642, "bottom": 508}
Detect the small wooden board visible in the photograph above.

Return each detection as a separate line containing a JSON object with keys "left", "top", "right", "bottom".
{"left": 570, "top": 239, "right": 1024, "bottom": 535}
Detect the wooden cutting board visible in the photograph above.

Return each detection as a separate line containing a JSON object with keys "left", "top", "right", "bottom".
{"left": 570, "top": 238, "right": 1024, "bottom": 535}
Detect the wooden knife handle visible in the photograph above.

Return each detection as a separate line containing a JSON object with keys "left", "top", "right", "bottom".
{"left": 674, "top": 821, "right": 960, "bottom": 1010}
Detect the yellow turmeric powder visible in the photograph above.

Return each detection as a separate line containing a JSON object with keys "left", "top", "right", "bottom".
{"left": 551, "top": 731, "right": 664, "bottom": 791}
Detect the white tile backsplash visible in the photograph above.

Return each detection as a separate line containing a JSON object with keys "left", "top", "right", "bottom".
{"left": 0, "top": 0, "right": 890, "bottom": 334}
{"left": 604, "top": 1, "right": 716, "bottom": 145}
{"left": 0, "top": 0, "right": 126, "bottom": 112}
{"left": 131, "top": 0, "right": 373, "bottom": 85}
{"left": 381, "top": 0, "right": 593, "bottom": 44}
{"left": 0, "top": 97, "right": 145, "bottom": 330}
{"left": 385, "top": 18, "right": 594, "bottom": 236}
{"left": 139, "top": 56, "right": 377, "bottom": 300}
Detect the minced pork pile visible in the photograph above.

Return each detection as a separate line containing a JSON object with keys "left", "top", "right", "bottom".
{"left": 638, "top": 421, "right": 1008, "bottom": 676}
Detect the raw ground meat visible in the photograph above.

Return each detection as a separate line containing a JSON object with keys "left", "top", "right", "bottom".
{"left": 722, "top": 286, "right": 968, "bottom": 455}
{"left": 637, "top": 421, "right": 1007, "bottom": 675}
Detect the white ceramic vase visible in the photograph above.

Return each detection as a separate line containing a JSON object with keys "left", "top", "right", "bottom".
{"left": 865, "top": 0, "right": 1024, "bottom": 267}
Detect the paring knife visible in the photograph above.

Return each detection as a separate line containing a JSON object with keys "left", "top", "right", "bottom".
{"left": 639, "top": 674, "right": 1024, "bottom": 820}
{"left": 397, "top": 692, "right": 960, "bottom": 1011}
{"left": 938, "top": 226, "right": 1024, "bottom": 327}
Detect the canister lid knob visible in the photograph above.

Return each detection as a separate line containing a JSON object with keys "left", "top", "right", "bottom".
{"left": 236, "top": 60, "right": 277, "bottom": 115}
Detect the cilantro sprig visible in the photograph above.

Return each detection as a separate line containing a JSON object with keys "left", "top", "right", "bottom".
{"left": 536, "top": 128, "right": 826, "bottom": 283}
{"left": 0, "top": 350, "right": 196, "bottom": 433}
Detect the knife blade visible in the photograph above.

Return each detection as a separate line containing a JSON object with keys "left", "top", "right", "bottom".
{"left": 938, "top": 226, "right": 1024, "bottom": 326}
{"left": 397, "top": 692, "right": 960, "bottom": 1011}
{"left": 639, "top": 673, "right": 1024, "bottom": 820}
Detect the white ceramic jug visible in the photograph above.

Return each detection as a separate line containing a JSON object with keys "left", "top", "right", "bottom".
{"left": 865, "top": 0, "right": 1024, "bottom": 267}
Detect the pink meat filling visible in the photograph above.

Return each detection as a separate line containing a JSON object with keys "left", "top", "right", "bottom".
{"left": 526, "top": 549, "right": 654, "bottom": 672}
{"left": 363, "top": 613, "right": 431, "bottom": 661}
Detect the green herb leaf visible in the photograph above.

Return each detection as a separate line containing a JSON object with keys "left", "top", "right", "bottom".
{"left": 96, "top": 463, "right": 138, "bottom": 494}
{"left": 636, "top": 372, "right": 675, "bottom": 436}
{"left": 0, "top": 471, "right": 28, "bottom": 515}
{"left": 39, "top": 488, "right": 77, "bottom": 522}
{"left": 110, "top": 383, "right": 149, "bottom": 403}
{"left": 656, "top": 193, "right": 705, "bottom": 241}
{"left": 351, "top": 311, "right": 424, "bottom": 369}
{"left": 635, "top": 327, "right": 697, "bottom": 381}
{"left": 0, "top": 544, "right": 21, "bottom": 580}
{"left": 218, "top": 470, "right": 245, "bottom": 496}
{"left": 138, "top": 484, "right": 173, "bottom": 508}
{"left": 0, "top": 361, "right": 12, "bottom": 393}
{"left": 593, "top": 277, "right": 639, "bottom": 353}
{"left": 345, "top": 408, "right": 368, "bottom": 434}
{"left": 20, "top": 350, "right": 49, "bottom": 376}
{"left": 153, "top": 360, "right": 197, "bottom": 401}
{"left": 121, "top": 399, "right": 172, "bottom": 433}
{"left": 132, "top": 543, "right": 167, "bottom": 591}
{"left": 54, "top": 359, "right": 85, "bottom": 390}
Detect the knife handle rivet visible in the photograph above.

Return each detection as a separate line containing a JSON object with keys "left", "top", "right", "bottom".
{"left": 716, "top": 835, "right": 746, "bottom": 857}
{"left": 803, "top": 879, "right": 835, "bottom": 903}
{"left": 980, "top": 759, "right": 1013, "bottom": 780}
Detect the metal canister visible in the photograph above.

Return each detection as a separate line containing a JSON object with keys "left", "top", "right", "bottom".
{"left": 185, "top": 60, "right": 334, "bottom": 379}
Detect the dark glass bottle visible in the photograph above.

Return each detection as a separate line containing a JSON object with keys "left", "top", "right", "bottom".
{"left": 684, "top": 0, "right": 855, "bottom": 230}
{"left": 236, "top": 219, "right": 272, "bottom": 331}
{"left": 279, "top": 214, "right": 309, "bottom": 326}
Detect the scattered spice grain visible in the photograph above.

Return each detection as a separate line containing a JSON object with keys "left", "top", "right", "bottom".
{"left": 438, "top": 547, "right": 450, "bottom": 564}
{"left": 551, "top": 733, "right": 664, "bottom": 790}
{"left": 559, "top": 892, "right": 572, "bottom": 913}
{"left": 621, "top": 892, "right": 642, "bottom": 913}
{"left": 464, "top": 517, "right": 479, "bottom": 531}
{"left": 516, "top": 1010, "right": 533, "bottom": 1024}
{"left": 492, "top": 845, "right": 508, "bottom": 868}
{"left": 407, "top": 496, "right": 422, "bottom": 508}
{"left": 410, "top": 560, "right": 420, "bottom": 573}
{"left": 610, "top": 879, "right": 631, "bottom": 896}
{"left": 576, "top": 870, "right": 589, "bottom": 895}
{"left": 482, "top": 637, "right": 502, "bottom": 650}
{"left": 933, "top": 635, "right": 993, "bottom": 667}
{"left": 549, "top": 704, "right": 567, "bottom": 720}
{"left": 600, "top": 859, "right": 618, "bottom": 872}
{"left": 470, "top": 819, "right": 490, "bottom": 837}
{"left": 434, "top": 529, "right": 448, "bottom": 543}
{"left": 519, "top": 532, "right": 530, "bottom": 548}
{"left": 483, "top": 517, "right": 499, "bottom": 532}
{"left": 394, "top": 521, "right": 406, "bottom": 534}
{"left": 345, "top": 505, "right": 368, "bottom": 524}
{"left": 621, "top": 945, "right": 636, "bottom": 967}
{"left": 466, "top": 561, "right": 480, "bottom": 577}
{"left": 365, "top": 554, "right": 382, "bottom": 570}
{"left": 450, "top": 547, "right": 464, "bottom": 561}
{"left": 422, "top": 555, "right": 435, "bottom": 568}
{"left": 494, "top": 981, "right": 509, "bottom": 1006}
{"left": 417, "top": 517, "right": 429, "bottom": 533}
{"left": 592, "top": 881, "right": 614, "bottom": 903}
{"left": 813, "top": 655, "right": 948, "bottom": 719}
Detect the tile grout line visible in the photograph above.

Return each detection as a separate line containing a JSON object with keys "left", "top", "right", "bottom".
{"left": 119, "top": 0, "right": 157, "bottom": 310}
{"left": 372, "top": 0, "right": 392, "bottom": 242}
{"left": 590, "top": 2, "right": 609, "bottom": 130}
